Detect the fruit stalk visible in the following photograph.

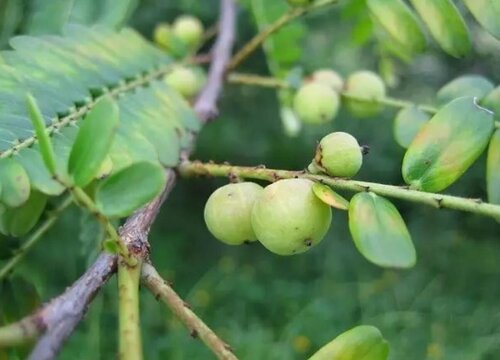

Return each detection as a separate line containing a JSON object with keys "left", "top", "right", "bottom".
{"left": 179, "top": 161, "right": 500, "bottom": 221}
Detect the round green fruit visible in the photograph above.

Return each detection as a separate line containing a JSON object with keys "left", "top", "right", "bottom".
{"left": 293, "top": 83, "right": 340, "bottom": 124}
{"left": 204, "top": 182, "right": 263, "bottom": 245}
{"left": 287, "top": 0, "right": 313, "bottom": 6}
{"left": 251, "top": 179, "right": 332, "bottom": 255}
{"left": 311, "top": 132, "right": 363, "bottom": 178}
{"left": 311, "top": 69, "right": 344, "bottom": 92}
{"left": 345, "top": 70, "right": 386, "bottom": 118}
{"left": 172, "top": 15, "right": 204, "bottom": 48}
{"left": 164, "top": 66, "right": 205, "bottom": 98}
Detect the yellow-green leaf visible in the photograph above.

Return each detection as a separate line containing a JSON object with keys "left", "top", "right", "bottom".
{"left": 348, "top": 192, "right": 416, "bottom": 269}
{"left": 68, "top": 97, "right": 119, "bottom": 187}
{"left": 409, "top": 0, "right": 471, "bottom": 57}
{"left": 487, "top": 130, "right": 500, "bottom": 205}
{"left": 95, "top": 161, "right": 167, "bottom": 218}
{"left": 0, "top": 158, "right": 30, "bottom": 207}
{"left": 308, "top": 325, "right": 389, "bottom": 360}
{"left": 393, "top": 106, "right": 430, "bottom": 148}
{"left": 312, "top": 182, "right": 349, "bottom": 210}
{"left": 367, "top": 0, "right": 426, "bottom": 55}
{"left": 463, "top": 0, "right": 500, "bottom": 39}
{"left": 402, "top": 97, "right": 494, "bottom": 192}
{"left": 437, "top": 75, "right": 494, "bottom": 105}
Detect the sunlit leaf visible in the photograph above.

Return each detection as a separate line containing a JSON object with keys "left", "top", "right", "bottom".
{"left": 312, "top": 183, "right": 349, "bottom": 210}
{"left": 463, "top": 0, "right": 500, "bottom": 40}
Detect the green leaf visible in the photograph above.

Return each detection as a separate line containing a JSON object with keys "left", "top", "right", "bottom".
{"left": 0, "top": 276, "right": 41, "bottom": 324}
{"left": 367, "top": 0, "right": 426, "bottom": 55}
{"left": 0, "top": 158, "right": 30, "bottom": 207}
{"left": 348, "top": 192, "right": 416, "bottom": 268}
{"left": 308, "top": 325, "right": 389, "bottom": 360}
{"left": 402, "top": 97, "right": 494, "bottom": 192}
{"left": 26, "top": 93, "right": 57, "bottom": 176}
{"left": 437, "top": 75, "right": 494, "bottom": 105}
{"left": 95, "top": 161, "right": 167, "bottom": 218}
{"left": 393, "top": 106, "right": 430, "bottom": 148}
{"left": 482, "top": 86, "right": 500, "bottom": 121}
{"left": 409, "top": 0, "right": 471, "bottom": 57}
{"left": 68, "top": 97, "right": 119, "bottom": 187}
{"left": 0, "top": 234, "right": 18, "bottom": 260}
{"left": 487, "top": 130, "right": 500, "bottom": 205}
{"left": 312, "top": 183, "right": 349, "bottom": 210}
{"left": 0, "top": 191, "right": 47, "bottom": 237}
{"left": 463, "top": 0, "right": 500, "bottom": 39}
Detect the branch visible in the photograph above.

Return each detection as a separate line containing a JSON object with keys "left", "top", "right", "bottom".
{"left": 179, "top": 161, "right": 500, "bottom": 221}
{"left": 141, "top": 263, "right": 238, "bottom": 360}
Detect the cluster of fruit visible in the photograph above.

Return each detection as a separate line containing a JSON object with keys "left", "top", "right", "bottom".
{"left": 153, "top": 15, "right": 206, "bottom": 99}
{"left": 293, "top": 69, "right": 387, "bottom": 124}
{"left": 204, "top": 132, "right": 364, "bottom": 255}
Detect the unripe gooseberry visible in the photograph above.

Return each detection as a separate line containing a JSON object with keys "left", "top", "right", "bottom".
{"left": 311, "top": 69, "right": 344, "bottom": 92}
{"left": 344, "top": 70, "right": 386, "bottom": 118}
{"left": 310, "top": 132, "right": 363, "bottom": 178}
{"left": 164, "top": 66, "right": 205, "bottom": 98}
{"left": 251, "top": 179, "right": 332, "bottom": 255}
{"left": 172, "top": 15, "right": 204, "bottom": 49}
{"left": 204, "top": 182, "right": 263, "bottom": 245}
{"left": 287, "top": 0, "right": 313, "bottom": 6}
{"left": 293, "top": 83, "right": 340, "bottom": 124}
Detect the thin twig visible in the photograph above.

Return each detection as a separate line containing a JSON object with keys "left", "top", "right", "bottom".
{"left": 179, "top": 161, "right": 500, "bottom": 221}
{"left": 141, "top": 263, "right": 238, "bottom": 360}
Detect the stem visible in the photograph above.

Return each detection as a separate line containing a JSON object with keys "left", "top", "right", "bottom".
{"left": 0, "top": 195, "right": 73, "bottom": 281}
{"left": 141, "top": 263, "right": 238, "bottom": 360}
{"left": 118, "top": 259, "right": 143, "bottom": 360}
{"left": 0, "top": 317, "right": 42, "bottom": 347}
{"left": 179, "top": 161, "right": 500, "bottom": 221}
{"left": 226, "top": 0, "right": 339, "bottom": 70}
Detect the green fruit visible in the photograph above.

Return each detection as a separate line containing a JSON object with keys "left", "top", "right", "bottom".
{"left": 311, "top": 69, "right": 344, "bottom": 92}
{"left": 164, "top": 66, "right": 205, "bottom": 98}
{"left": 311, "top": 132, "right": 363, "bottom": 177}
{"left": 287, "top": 0, "right": 313, "bottom": 6}
{"left": 345, "top": 71, "right": 386, "bottom": 118}
{"left": 251, "top": 179, "right": 332, "bottom": 255}
{"left": 293, "top": 83, "right": 340, "bottom": 124}
{"left": 204, "top": 182, "right": 263, "bottom": 245}
{"left": 172, "top": 15, "right": 204, "bottom": 48}
{"left": 153, "top": 23, "right": 188, "bottom": 57}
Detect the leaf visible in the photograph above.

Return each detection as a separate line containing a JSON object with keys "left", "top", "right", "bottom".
{"left": 402, "top": 97, "right": 494, "bottom": 192}
{"left": 409, "top": 0, "right": 471, "bottom": 57}
{"left": 0, "top": 234, "right": 18, "bottom": 260}
{"left": 0, "top": 275, "right": 41, "bottom": 324}
{"left": 437, "top": 75, "right": 494, "bottom": 105}
{"left": 487, "top": 130, "right": 500, "bottom": 205}
{"left": 367, "top": 0, "right": 426, "bottom": 55}
{"left": 68, "top": 97, "right": 119, "bottom": 187}
{"left": 0, "top": 158, "right": 30, "bottom": 207}
{"left": 482, "top": 86, "right": 500, "bottom": 121}
{"left": 0, "top": 191, "right": 47, "bottom": 237}
{"left": 308, "top": 325, "right": 389, "bottom": 360}
{"left": 348, "top": 192, "right": 416, "bottom": 268}
{"left": 312, "top": 183, "right": 349, "bottom": 210}
{"left": 463, "top": 0, "right": 500, "bottom": 40}
{"left": 26, "top": 94, "right": 57, "bottom": 176}
{"left": 95, "top": 161, "right": 167, "bottom": 218}
{"left": 393, "top": 106, "right": 430, "bottom": 148}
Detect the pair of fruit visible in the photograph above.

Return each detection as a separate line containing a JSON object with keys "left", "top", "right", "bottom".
{"left": 154, "top": 15, "right": 204, "bottom": 52}
{"left": 293, "top": 69, "right": 387, "bottom": 124}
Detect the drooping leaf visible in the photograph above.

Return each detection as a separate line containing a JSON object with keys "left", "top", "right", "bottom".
{"left": 68, "top": 97, "right": 119, "bottom": 187}
{"left": 463, "top": 0, "right": 500, "bottom": 40}
{"left": 95, "top": 161, "right": 167, "bottom": 218}
{"left": 409, "top": 0, "right": 471, "bottom": 57}
{"left": 393, "top": 106, "right": 430, "bottom": 148}
{"left": 367, "top": 0, "right": 426, "bottom": 55}
{"left": 308, "top": 325, "right": 390, "bottom": 360}
{"left": 487, "top": 130, "right": 500, "bottom": 205}
{"left": 348, "top": 192, "right": 416, "bottom": 268}
{"left": 402, "top": 97, "right": 494, "bottom": 192}
{"left": 0, "top": 158, "right": 30, "bottom": 207}
{"left": 0, "top": 191, "right": 47, "bottom": 237}
{"left": 312, "top": 182, "right": 349, "bottom": 210}
{"left": 437, "top": 75, "right": 494, "bottom": 105}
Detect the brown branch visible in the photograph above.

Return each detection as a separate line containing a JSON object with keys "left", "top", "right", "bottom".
{"left": 142, "top": 263, "right": 238, "bottom": 360}
{"left": 2, "top": 1, "right": 237, "bottom": 359}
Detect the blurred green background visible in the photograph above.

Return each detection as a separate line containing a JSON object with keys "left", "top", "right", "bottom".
{"left": 1, "top": 0, "right": 500, "bottom": 359}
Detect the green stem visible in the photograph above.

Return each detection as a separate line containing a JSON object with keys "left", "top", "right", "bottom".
{"left": 179, "top": 161, "right": 500, "bottom": 221}
{"left": 0, "top": 195, "right": 73, "bottom": 281}
{"left": 118, "top": 259, "right": 143, "bottom": 360}
{"left": 0, "top": 317, "right": 42, "bottom": 347}
{"left": 226, "top": 0, "right": 339, "bottom": 70}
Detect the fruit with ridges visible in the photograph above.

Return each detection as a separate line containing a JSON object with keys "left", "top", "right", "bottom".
{"left": 310, "top": 132, "right": 363, "bottom": 177}
{"left": 344, "top": 71, "right": 386, "bottom": 118}
{"left": 311, "top": 69, "right": 344, "bottom": 92}
{"left": 204, "top": 182, "right": 263, "bottom": 245}
{"left": 251, "top": 179, "right": 332, "bottom": 255}
{"left": 293, "top": 83, "right": 339, "bottom": 124}
{"left": 172, "top": 15, "right": 204, "bottom": 49}
{"left": 164, "top": 66, "right": 205, "bottom": 98}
